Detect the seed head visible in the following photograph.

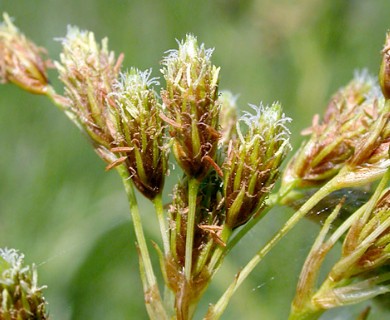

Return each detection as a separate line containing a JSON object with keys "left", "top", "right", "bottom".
{"left": 224, "top": 102, "right": 291, "bottom": 229}
{"left": 282, "top": 71, "right": 389, "bottom": 189}
{"left": 0, "top": 13, "right": 50, "bottom": 94}
{"left": 55, "top": 26, "right": 123, "bottom": 155}
{"left": 0, "top": 248, "right": 48, "bottom": 319}
{"left": 108, "top": 68, "right": 167, "bottom": 199}
{"left": 161, "top": 34, "right": 221, "bottom": 179}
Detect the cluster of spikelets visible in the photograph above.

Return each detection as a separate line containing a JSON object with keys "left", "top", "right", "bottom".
{"left": 1, "top": 12, "right": 390, "bottom": 320}
{"left": 0, "top": 13, "right": 291, "bottom": 319}
{"left": 284, "top": 39, "right": 390, "bottom": 319}
{"left": 0, "top": 248, "right": 47, "bottom": 320}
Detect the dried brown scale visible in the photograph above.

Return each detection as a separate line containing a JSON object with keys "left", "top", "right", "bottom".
{"left": 356, "top": 246, "right": 387, "bottom": 270}
{"left": 120, "top": 138, "right": 163, "bottom": 196}
{"left": 348, "top": 113, "right": 389, "bottom": 165}
{"left": 342, "top": 219, "right": 364, "bottom": 257}
{"left": 168, "top": 186, "right": 201, "bottom": 268}
{"left": 198, "top": 224, "right": 225, "bottom": 247}
{"left": 375, "top": 189, "right": 390, "bottom": 209}
{"left": 125, "top": 159, "right": 164, "bottom": 200}
{"left": 301, "top": 143, "right": 352, "bottom": 179}
{"left": 168, "top": 181, "right": 189, "bottom": 266}
{"left": 202, "top": 155, "right": 223, "bottom": 177}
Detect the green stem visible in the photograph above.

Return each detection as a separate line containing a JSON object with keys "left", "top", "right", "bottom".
{"left": 289, "top": 202, "right": 344, "bottom": 320}
{"left": 184, "top": 178, "right": 200, "bottom": 280}
{"left": 118, "top": 166, "right": 156, "bottom": 287}
{"left": 288, "top": 308, "right": 324, "bottom": 320}
{"left": 153, "top": 194, "right": 174, "bottom": 317}
{"left": 116, "top": 165, "right": 168, "bottom": 319}
{"left": 153, "top": 194, "right": 170, "bottom": 255}
{"left": 207, "top": 176, "right": 338, "bottom": 319}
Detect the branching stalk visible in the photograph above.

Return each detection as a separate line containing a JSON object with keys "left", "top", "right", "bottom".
{"left": 153, "top": 194, "right": 170, "bottom": 256}
{"left": 207, "top": 175, "right": 339, "bottom": 319}
{"left": 116, "top": 164, "right": 168, "bottom": 319}
{"left": 185, "top": 178, "right": 200, "bottom": 280}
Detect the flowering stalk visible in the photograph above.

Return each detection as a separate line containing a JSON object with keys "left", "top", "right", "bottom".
{"left": 207, "top": 42, "right": 390, "bottom": 318}
{"left": 161, "top": 35, "right": 221, "bottom": 288}
{"left": 171, "top": 31, "right": 390, "bottom": 319}
{"left": 3, "top": 11, "right": 390, "bottom": 320}
{"left": 0, "top": 15, "right": 169, "bottom": 317}
{"left": 205, "top": 175, "right": 339, "bottom": 320}
{"left": 56, "top": 30, "right": 168, "bottom": 317}
{"left": 108, "top": 68, "right": 169, "bottom": 259}
{"left": 208, "top": 102, "right": 291, "bottom": 272}
{"left": 160, "top": 35, "right": 223, "bottom": 319}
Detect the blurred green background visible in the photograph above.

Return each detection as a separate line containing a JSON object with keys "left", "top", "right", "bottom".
{"left": 1, "top": 0, "right": 390, "bottom": 319}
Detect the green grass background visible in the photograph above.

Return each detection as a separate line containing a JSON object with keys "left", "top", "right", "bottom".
{"left": 1, "top": 0, "right": 390, "bottom": 319}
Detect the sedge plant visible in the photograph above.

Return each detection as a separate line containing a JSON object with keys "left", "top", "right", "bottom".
{"left": 1, "top": 12, "right": 390, "bottom": 319}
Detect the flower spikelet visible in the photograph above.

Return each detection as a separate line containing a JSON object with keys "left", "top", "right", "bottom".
{"left": 0, "top": 248, "right": 48, "bottom": 320}
{"left": 108, "top": 68, "right": 167, "bottom": 199}
{"left": 282, "top": 71, "right": 389, "bottom": 189}
{"left": 0, "top": 13, "right": 50, "bottom": 94}
{"left": 223, "top": 102, "right": 291, "bottom": 229}
{"left": 161, "top": 34, "right": 221, "bottom": 179}
{"left": 55, "top": 26, "right": 123, "bottom": 157}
